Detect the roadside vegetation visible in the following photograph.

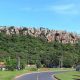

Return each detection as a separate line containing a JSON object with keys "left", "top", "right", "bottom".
{"left": 55, "top": 71, "right": 80, "bottom": 80}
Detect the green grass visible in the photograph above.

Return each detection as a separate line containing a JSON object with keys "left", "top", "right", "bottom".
{"left": 0, "top": 67, "right": 38, "bottom": 80}
{"left": 0, "top": 70, "right": 29, "bottom": 80}
{"left": 55, "top": 71, "right": 80, "bottom": 80}
{"left": 38, "top": 68, "right": 74, "bottom": 72}
{"left": 49, "top": 68, "right": 74, "bottom": 71}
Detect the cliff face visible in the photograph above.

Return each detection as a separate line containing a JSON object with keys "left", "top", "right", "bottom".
{"left": 0, "top": 26, "right": 79, "bottom": 44}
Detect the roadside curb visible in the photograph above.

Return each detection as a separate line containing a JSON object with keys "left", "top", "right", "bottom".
{"left": 54, "top": 75, "right": 61, "bottom": 80}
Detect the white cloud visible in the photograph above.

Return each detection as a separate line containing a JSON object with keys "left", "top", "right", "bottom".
{"left": 19, "top": 4, "right": 80, "bottom": 15}
{"left": 48, "top": 4, "right": 79, "bottom": 15}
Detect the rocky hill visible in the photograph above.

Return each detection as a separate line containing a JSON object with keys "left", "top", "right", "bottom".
{"left": 0, "top": 26, "right": 80, "bottom": 44}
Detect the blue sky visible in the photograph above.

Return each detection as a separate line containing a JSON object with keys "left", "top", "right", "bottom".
{"left": 0, "top": 0, "right": 80, "bottom": 33}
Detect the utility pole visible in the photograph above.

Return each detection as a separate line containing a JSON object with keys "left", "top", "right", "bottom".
{"left": 17, "top": 56, "right": 20, "bottom": 70}
{"left": 59, "top": 52, "right": 63, "bottom": 68}
{"left": 60, "top": 55, "right": 63, "bottom": 68}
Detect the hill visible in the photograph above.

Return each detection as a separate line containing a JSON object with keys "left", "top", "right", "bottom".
{"left": 0, "top": 26, "right": 80, "bottom": 70}
{"left": 0, "top": 26, "right": 80, "bottom": 44}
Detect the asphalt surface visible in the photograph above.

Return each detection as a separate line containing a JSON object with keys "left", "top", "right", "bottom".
{"left": 15, "top": 71, "right": 64, "bottom": 80}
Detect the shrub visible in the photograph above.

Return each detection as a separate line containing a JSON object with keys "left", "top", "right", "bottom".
{"left": 29, "top": 67, "right": 37, "bottom": 71}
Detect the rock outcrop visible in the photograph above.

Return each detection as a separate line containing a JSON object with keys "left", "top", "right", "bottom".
{"left": 0, "top": 26, "right": 79, "bottom": 44}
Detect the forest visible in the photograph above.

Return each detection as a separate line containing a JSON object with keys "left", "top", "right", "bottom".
{"left": 0, "top": 32, "right": 80, "bottom": 70}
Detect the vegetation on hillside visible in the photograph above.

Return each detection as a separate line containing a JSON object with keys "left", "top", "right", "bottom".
{"left": 0, "top": 32, "right": 80, "bottom": 70}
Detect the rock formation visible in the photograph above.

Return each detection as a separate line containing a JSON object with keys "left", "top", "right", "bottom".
{"left": 0, "top": 26, "right": 79, "bottom": 44}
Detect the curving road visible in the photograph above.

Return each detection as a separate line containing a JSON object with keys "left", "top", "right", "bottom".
{"left": 15, "top": 71, "right": 65, "bottom": 80}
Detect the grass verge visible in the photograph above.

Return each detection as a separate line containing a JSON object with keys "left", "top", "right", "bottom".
{"left": 55, "top": 71, "right": 80, "bottom": 80}
{"left": 0, "top": 67, "right": 38, "bottom": 80}
{"left": 0, "top": 70, "right": 29, "bottom": 80}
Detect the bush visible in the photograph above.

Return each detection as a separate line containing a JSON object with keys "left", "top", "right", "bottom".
{"left": 76, "top": 65, "right": 80, "bottom": 71}
{"left": 6, "top": 65, "right": 15, "bottom": 71}
{"left": 29, "top": 67, "right": 37, "bottom": 71}
{"left": 5, "top": 59, "right": 17, "bottom": 71}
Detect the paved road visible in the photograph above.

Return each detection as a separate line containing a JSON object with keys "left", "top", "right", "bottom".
{"left": 15, "top": 71, "right": 65, "bottom": 80}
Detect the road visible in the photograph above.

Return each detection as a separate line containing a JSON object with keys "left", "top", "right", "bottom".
{"left": 15, "top": 71, "right": 65, "bottom": 80}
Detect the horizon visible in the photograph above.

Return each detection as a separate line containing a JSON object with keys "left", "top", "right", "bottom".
{"left": 0, "top": 0, "right": 80, "bottom": 33}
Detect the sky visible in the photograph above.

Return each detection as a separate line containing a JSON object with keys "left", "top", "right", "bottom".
{"left": 0, "top": 0, "right": 80, "bottom": 33}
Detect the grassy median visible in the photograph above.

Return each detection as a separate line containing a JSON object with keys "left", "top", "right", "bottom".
{"left": 55, "top": 71, "right": 80, "bottom": 80}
